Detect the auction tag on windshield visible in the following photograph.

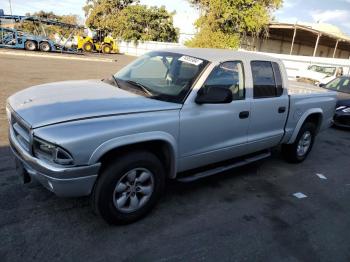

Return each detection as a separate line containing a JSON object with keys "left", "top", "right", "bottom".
{"left": 179, "top": 56, "right": 203, "bottom": 66}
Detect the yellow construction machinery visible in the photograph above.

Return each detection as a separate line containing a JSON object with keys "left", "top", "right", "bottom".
{"left": 77, "top": 29, "right": 118, "bottom": 54}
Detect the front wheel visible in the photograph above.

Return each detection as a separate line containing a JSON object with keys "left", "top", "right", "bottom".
{"left": 282, "top": 122, "right": 316, "bottom": 163}
{"left": 91, "top": 151, "right": 165, "bottom": 224}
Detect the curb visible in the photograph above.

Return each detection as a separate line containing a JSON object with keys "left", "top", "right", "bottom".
{"left": 0, "top": 49, "right": 116, "bottom": 63}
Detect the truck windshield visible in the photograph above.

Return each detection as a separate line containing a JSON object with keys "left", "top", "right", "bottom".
{"left": 114, "top": 51, "right": 209, "bottom": 103}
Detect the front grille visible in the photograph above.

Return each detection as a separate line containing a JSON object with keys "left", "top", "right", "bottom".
{"left": 11, "top": 112, "right": 31, "bottom": 152}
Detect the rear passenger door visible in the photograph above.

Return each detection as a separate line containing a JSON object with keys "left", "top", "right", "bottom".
{"left": 247, "top": 61, "right": 289, "bottom": 152}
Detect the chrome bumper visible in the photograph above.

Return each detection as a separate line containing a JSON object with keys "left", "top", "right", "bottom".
{"left": 9, "top": 128, "right": 100, "bottom": 197}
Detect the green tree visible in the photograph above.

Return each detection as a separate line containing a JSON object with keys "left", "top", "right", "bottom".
{"left": 83, "top": 0, "right": 136, "bottom": 30}
{"left": 186, "top": 0, "right": 283, "bottom": 49}
{"left": 84, "top": 1, "right": 179, "bottom": 42}
{"left": 114, "top": 5, "right": 179, "bottom": 42}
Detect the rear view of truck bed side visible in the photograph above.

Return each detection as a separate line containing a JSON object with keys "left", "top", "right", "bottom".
{"left": 282, "top": 83, "right": 337, "bottom": 145}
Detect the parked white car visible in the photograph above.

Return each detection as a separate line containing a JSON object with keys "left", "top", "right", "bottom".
{"left": 296, "top": 64, "right": 343, "bottom": 85}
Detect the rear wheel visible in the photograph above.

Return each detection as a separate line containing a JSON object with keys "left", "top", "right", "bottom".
{"left": 282, "top": 122, "right": 316, "bottom": 163}
{"left": 102, "top": 44, "right": 112, "bottom": 54}
{"left": 82, "top": 42, "right": 94, "bottom": 52}
{"left": 39, "top": 42, "right": 51, "bottom": 52}
{"left": 25, "top": 40, "right": 36, "bottom": 51}
{"left": 92, "top": 151, "right": 165, "bottom": 224}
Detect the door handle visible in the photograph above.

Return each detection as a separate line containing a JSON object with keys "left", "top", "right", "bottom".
{"left": 239, "top": 111, "right": 250, "bottom": 119}
{"left": 278, "top": 106, "right": 286, "bottom": 113}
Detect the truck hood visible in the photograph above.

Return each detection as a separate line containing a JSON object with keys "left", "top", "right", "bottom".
{"left": 8, "top": 80, "right": 181, "bottom": 128}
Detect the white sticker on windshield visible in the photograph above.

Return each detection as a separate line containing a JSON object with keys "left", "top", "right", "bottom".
{"left": 179, "top": 56, "right": 203, "bottom": 66}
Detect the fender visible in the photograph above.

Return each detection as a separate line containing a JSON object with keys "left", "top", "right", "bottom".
{"left": 287, "top": 108, "right": 323, "bottom": 144}
{"left": 88, "top": 131, "right": 178, "bottom": 178}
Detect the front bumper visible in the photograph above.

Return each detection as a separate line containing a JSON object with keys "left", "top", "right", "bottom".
{"left": 9, "top": 128, "right": 101, "bottom": 197}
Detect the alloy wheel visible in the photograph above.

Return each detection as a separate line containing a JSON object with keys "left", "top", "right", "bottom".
{"left": 296, "top": 131, "right": 312, "bottom": 157}
{"left": 113, "top": 168, "right": 154, "bottom": 213}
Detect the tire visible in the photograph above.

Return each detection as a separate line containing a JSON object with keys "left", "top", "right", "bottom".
{"left": 82, "top": 42, "right": 94, "bottom": 52}
{"left": 282, "top": 122, "right": 316, "bottom": 163}
{"left": 92, "top": 151, "right": 165, "bottom": 225}
{"left": 39, "top": 42, "right": 51, "bottom": 52}
{"left": 102, "top": 44, "right": 112, "bottom": 54}
{"left": 25, "top": 40, "right": 37, "bottom": 51}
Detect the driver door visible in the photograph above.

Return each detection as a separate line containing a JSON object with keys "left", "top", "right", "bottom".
{"left": 179, "top": 61, "right": 251, "bottom": 171}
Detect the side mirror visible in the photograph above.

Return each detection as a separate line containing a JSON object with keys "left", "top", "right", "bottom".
{"left": 195, "top": 86, "right": 233, "bottom": 104}
{"left": 319, "top": 83, "right": 325, "bottom": 87}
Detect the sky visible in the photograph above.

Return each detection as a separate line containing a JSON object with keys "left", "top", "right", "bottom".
{"left": 1, "top": 0, "right": 350, "bottom": 36}
{"left": 274, "top": 0, "right": 350, "bottom": 35}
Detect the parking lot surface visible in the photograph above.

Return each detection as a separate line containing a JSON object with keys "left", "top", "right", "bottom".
{"left": 1, "top": 53, "right": 350, "bottom": 262}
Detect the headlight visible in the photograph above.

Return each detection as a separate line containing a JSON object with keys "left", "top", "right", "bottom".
{"left": 33, "top": 137, "right": 74, "bottom": 165}
{"left": 336, "top": 106, "right": 347, "bottom": 111}
{"left": 343, "top": 107, "right": 350, "bottom": 113}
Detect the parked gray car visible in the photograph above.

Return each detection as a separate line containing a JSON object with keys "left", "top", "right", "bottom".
{"left": 7, "top": 48, "right": 337, "bottom": 224}
{"left": 317, "top": 76, "right": 350, "bottom": 127}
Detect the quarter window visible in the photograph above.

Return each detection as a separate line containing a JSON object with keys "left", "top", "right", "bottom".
{"left": 272, "top": 62, "right": 283, "bottom": 96}
{"left": 251, "top": 61, "right": 284, "bottom": 98}
{"left": 203, "top": 61, "right": 245, "bottom": 100}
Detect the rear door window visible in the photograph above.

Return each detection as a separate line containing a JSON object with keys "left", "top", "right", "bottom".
{"left": 251, "top": 61, "right": 284, "bottom": 98}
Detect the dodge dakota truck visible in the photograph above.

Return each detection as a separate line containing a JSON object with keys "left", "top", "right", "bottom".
{"left": 7, "top": 48, "right": 337, "bottom": 224}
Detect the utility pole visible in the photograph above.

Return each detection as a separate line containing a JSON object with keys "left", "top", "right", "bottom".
{"left": 313, "top": 33, "right": 321, "bottom": 57}
{"left": 290, "top": 24, "right": 297, "bottom": 55}
{"left": 9, "top": 0, "right": 13, "bottom": 15}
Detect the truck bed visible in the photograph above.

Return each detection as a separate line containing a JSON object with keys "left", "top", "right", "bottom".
{"left": 282, "top": 81, "right": 337, "bottom": 144}
{"left": 288, "top": 80, "right": 331, "bottom": 95}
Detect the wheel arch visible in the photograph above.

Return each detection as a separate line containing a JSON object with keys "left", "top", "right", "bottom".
{"left": 39, "top": 40, "right": 50, "bottom": 45}
{"left": 89, "top": 132, "right": 178, "bottom": 179}
{"left": 288, "top": 109, "right": 323, "bottom": 144}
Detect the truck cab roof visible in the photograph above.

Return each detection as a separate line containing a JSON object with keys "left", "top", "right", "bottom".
{"left": 160, "top": 48, "right": 282, "bottom": 64}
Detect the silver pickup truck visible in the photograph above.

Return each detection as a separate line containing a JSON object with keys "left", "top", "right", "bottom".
{"left": 7, "top": 48, "right": 336, "bottom": 224}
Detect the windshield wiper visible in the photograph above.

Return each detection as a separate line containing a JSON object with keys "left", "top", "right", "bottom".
{"left": 111, "top": 75, "right": 120, "bottom": 88}
{"left": 125, "top": 80, "right": 154, "bottom": 96}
